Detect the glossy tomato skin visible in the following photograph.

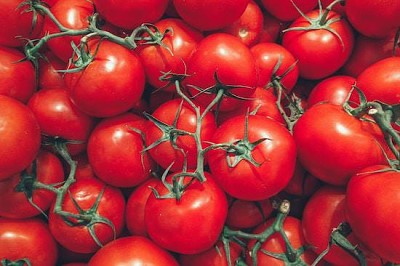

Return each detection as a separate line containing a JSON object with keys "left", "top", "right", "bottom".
{"left": 260, "top": 0, "right": 317, "bottom": 22}
{"left": 247, "top": 216, "right": 317, "bottom": 265}
{"left": 208, "top": 115, "right": 296, "bottom": 201}
{"left": 282, "top": 10, "right": 354, "bottom": 80}
{"left": 28, "top": 88, "right": 97, "bottom": 156}
{"left": 302, "top": 186, "right": 382, "bottom": 265}
{"left": 346, "top": 165, "right": 400, "bottom": 263}
{"left": 0, "top": 0, "right": 43, "bottom": 47}
{"left": 48, "top": 178, "right": 126, "bottom": 254}
{"left": 226, "top": 198, "right": 273, "bottom": 229}
{"left": 93, "top": 0, "right": 168, "bottom": 30}
{"left": 144, "top": 173, "right": 228, "bottom": 254}
{"left": 184, "top": 33, "right": 258, "bottom": 112}
{"left": 0, "top": 46, "right": 36, "bottom": 103}
{"left": 173, "top": 0, "right": 249, "bottom": 31}
{"left": 88, "top": 236, "right": 179, "bottom": 266}
{"left": 38, "top": 51, "right": 68, "bottom": 90}
{"left": 0, "top": 217, "right": 58, "bottom": 266}
{"left": 136, "top": 18, "right": 203, "bottom": 91}
{"left": 65, "top": 40, "right": 146, "bottom": 117}
{"left": 0, "top": 95, "right": 41, "bottom": 181}
{"left": 293, "top": 103, "right": 387, "bottom": 186}
{"left": 0, "top": 150, "right": 64, "bottom": 218}
{"left": 42, "top": 0, "right": 94, "bottom": 62}
{"left": 87, "top": 112, "right": 154, "bottom": 187}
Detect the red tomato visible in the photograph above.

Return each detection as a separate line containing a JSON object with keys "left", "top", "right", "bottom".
{"left": 221, "top": 0, "right": 264, "bottom": 47}
{"left": 38, "top": 51, "right": 68, "bottom": 89}
{"left": 303, "top": 186, "right": 382, "bottom": 265}
{"left": 173, "top": 0, "right": 249, "bottom": 31}
{"left": 345, "top": 0, "right": 400, "bottom": 38}
{"left": 307, "top": 75, "right": 357, "bottom": 107}
{"left": 0, "top": 46, "right": 36, "bottom": 103}
{"left": 257, "top": 11, "right": 285, "bottom": 43}
{"left": 65, "top": 40, "right": 146, "bottom": 117}
{"left": 0, "top": 0, "right": 43, "bottom": 47}
{"left": 283, "top": 160, "right": 321, "bottom": 197}
{"left": 88, "top": 236, "right": 179, "bottom": 266}
{"left": 0, "top": 218, "right": 58, "bottom": 266}
{"left": 346, "top": 165, "right": 400, "bottom": 263}
{"left": 226, "top": 198, "right": 273, "bottom": 229}
{"left": 207, "top": 114, "right": 296, "bottom": 201}
{"left": 42, "top": 0, "right": 94, "bottom": 62}
{"left": 260, "top": 0, "right": 318, "bottom": 22}
{"left": 0, "top": 95, "right": 41, "bottom": 180}
{"left": 247, "top": 216, "right": 317, "bottom": 265}
{"left": 136, "top": 18, "right": 203, "bottom": 91}
{"left": 28, "top": 88, "right": 96, "bottom": 156}
{"left": 48, "top": 178, "right": 126, "bottom": 254}
{"left": 93, "top": 0, "right": 169, "bottom": 30}
{"left": 144, "top": 173, "right": 228, "bottom": 254}
{"left": 184, "top": 33, "right": 258, "bottom": 112}
{"left": 0, "top": 150, "right": 64, "bottom": 218}
{"left": 250, "top": 42, "right": 299, "bottom": 91}
{"left": 356, "top": 57, "right": 400, "bottom": 105}
{"left": 125, "top": 178, "right": 160, "bottom": 236}
{"left": 282, "top": 9, "right": 354, "bottom": 80}
{"left": 293, "top": 103, "right": 388, "bottom": 185}
{"left": 145, "top": 98, "right": 217, "bottom": 172}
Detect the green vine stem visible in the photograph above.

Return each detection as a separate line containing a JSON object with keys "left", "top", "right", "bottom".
{"left": 1, "top": 259, "right": 32, "bottom": 266}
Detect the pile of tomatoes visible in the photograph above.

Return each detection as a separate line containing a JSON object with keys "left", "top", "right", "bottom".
{"left": 1, "top": 0, "right": 400, "bottom": 265}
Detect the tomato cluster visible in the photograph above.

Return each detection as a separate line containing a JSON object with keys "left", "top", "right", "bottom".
{"left": 0, "top": 0, "right": 400, "bottom": 265}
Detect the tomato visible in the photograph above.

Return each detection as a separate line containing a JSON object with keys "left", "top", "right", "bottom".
{"left": 283, "top": 160, "right": 321, "bottom": 197}
{"left": 0, "top": 150, "right": 64, "bottom": 218}
{"left": 0, "top": 217, "right": 58, "bottom": 266}
{"left": 38, "top": 51, "right": 68, "bottom": 89}
{"left": 207, "top": 114, "right": 296, "bottom": 201}
{"left": 226, "top": 198, "right": 273, "bottom": 229}
{"left": 356, "top": 57, "right": 400, "bottom": 105}
{"left": 173, "top": 0, "right": 249, "bottom": 31}
{"left": 346, "top": 165, "right": 400, "bottom": 263}
{"left": 247, "top": 216, "right": 317, "bottom": 265}
{"left": 282, "top": 9, "right": 354, "bottom": 80}
{"left": 307, "top": 75, "right": 357, "bottom": 108}
{"left": 0, "top": 0, "right": 43, "bottom": 47}
{"left": 125, "top": 177, "right": 159, "bottom": 236}
{"left": 293, "top": 103, "right": 388, "bottom": 185}
{"left": 303, "top": 185, "right": 382, "bottom": 265}
{"left": 260, "top": 0, "right": 317, "bottom": 22}
{"left": 345, "top": 0, "right": 400, "bottom": 38}
{"left": 0, "top": 46, "right": 36, "bottom": 103}
{"left": 28, "top": 88, "right": 96, "bottom": 156}
{"left": 87, "top": 112, "right": 154, "bottom": 187}
{"left": 65, "top": 39, "right": 146, "bottom": 117}
{"left": 136, "top": 18, "right": 203, "bottom": 92}
{"left": 0, "top": 95, "right": 41, "bottom": 181}
{"left": 250, "top": 42, "right": 299, "bottom": 92}
{"left": 221, "top": 0, "right": 264, "bottom": 47}
{"left": 184, "top": 33, "right": 258, "bottom": 112}
{"left": 93, "top": 0, "right": 169, "bottom": 30}
{"left": 144, "top": 173, "right": 228, "bottom": 254}
{"left": 48, "top": 178, "right": 126, "bottom": 254}
{"left": 88, "top": 236, "right": 179, "bottom": 266}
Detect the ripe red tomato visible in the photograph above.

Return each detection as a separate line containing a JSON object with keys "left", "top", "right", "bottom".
{"left": 346, "top": 165, "right": 400, "bottom": 263}
{"left": 0, "top": 217, "right": 58, "bottom": 266}
{"left": 283, "top": 161, "right": 321, "bottom": 197}
{"left": 173, "top": 0, "right": 249, "bottom": 31}
{"left": 93, "top": 0, "right": 169, "bottom": 30}
{"left": 0, "top": 95, "right": 41, "bottom": 181}
{"left": 65, "top": 39, "right": 146, "bottom": 117}
{"left": 260, "top": 0, "right": 317, "bottom": 22}
{"left": 0, "top": 150, "right": 64, "bottom": 218}
{"left": 38, "top": 51, "right": 68, "bottom": 89}
{"left": 226, "top": 198, "right": 273, "bottom": 229}
{"left": 207, "top": 114, "right": 296, "bottom": 201}
{"left": 184, "top": 33, "right": 258, "bottom": 112}
{"left": 28, "top": 88, "right": 96, "bottom": 155}
{"left": 293, "top": 103, "right": 388, "bottom": 185}
{"left": 48, "top": 178, "right": 126, "bottom": 254}
{"left": 0, "top": 46, "right": 36, "bottom": 103}
{"left": 88, "top": 236, "right": 179, "bottom": 266}
{"left": 87, "top": 112, "right": 154, "bottom": 187}
{"left": 0, "top": 0, "right": 43, "bottom": 47}
{"left": 144, "top": 173, "right": 228, "bottom": 254}
{"left": 282, "top": 9, "right": 354, "bottom": 80}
